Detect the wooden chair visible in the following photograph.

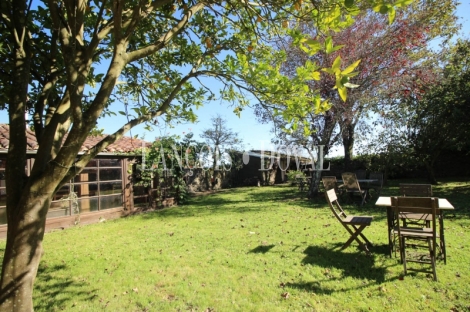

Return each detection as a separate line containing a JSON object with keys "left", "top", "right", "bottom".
{"left": 355, "top": 169, "right": 367, "bottom": 179}
{"left": 325, "top": 189, "right": 373, "bottom": 253}
{"left": 322, "top": 176, "right": 343, "bottom": 195}
{"left": 399, "top": 184, "right": 433, "bottom": 227}
{"left": 295, "top": 174, "right": 307, "bottom": 191}
{"left": 399, "top": 183, "right": 446, "bottom": 263}
{"left": 400, "top": 184, "right": 432, "bottom": 197}
{"left": 367, "top": 172, "right": 384, "bottom": 197}
{"left": 391, "top": 196, "right": 439, "bottom": 281}
{"left": 341, "top": 172, "right": 368, "bottom": 206}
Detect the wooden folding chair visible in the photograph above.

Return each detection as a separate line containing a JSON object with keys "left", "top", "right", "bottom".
{"left": 367, "top": 172, "right": 384, "bottom": 197}
{"left": 325, "top": 189, "right": 373, "bottom": 253}
{"left": 341, "top": 172, "right": 368, "bottom": 206}
{"left": 322, "top": 176, "right": 344, "bottom": 195}
{"left": 391, "top": 196, "right": 439, "bottom": 281}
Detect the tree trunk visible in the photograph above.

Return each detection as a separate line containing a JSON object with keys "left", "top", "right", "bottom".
{"left": 423, "top": 160, "right": 437, "bottom": 185}
{"left": 0, "top": 193, "right": 50, "bottom": 311}
{"left": 307, "top": 169, "right": 322, "bottom": 198}
{"left": 307, "top": 146, "right": 328, "bottom": 198}
{"left": 342, "top": 123, "right": 355, "bottom": 171}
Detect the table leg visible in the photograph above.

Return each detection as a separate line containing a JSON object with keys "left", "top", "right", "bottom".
{"left": 387, "top": 207, "right": 394, "bottom": 258}
{"left": 439, "top": 211, "right": 447, "bottom": 264}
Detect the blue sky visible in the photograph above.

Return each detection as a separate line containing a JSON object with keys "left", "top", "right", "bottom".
{"left": 2, "top": 2, "right": 469, "bottom": 153}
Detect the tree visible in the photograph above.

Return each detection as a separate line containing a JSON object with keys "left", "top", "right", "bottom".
{"left": 256, "top": 0, "right": 459, "bottom": 172}
{"left": 0, "top": 0, "right": 408, "bottom": 309}
{"left": 373, "top": 39, "right": 470, "bottom": 183}
{"left": 200, "top": 115, "right": 242, "bottom": 189}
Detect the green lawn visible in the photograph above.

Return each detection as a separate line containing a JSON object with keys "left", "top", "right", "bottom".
{"left": 1, "top": 178, "right": 469, "bottom": 311}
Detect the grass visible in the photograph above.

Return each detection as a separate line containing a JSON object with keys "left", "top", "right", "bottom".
{"left": 1, "top": 177, "right": 470, "bottom": 311}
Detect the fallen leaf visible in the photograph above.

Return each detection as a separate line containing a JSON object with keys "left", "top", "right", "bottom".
{"left": 281, "top": 292, "right": 290, "bottom": 299}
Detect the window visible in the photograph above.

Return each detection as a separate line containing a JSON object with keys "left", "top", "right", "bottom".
{"left": 0, "top": 157, "right": 125, "bottom": 225}
{"left": 48, "top": 158, "right": 123, "bottom": 218}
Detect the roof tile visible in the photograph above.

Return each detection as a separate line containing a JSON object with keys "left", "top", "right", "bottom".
{"left": 0, "top": 124, "right": 150, "bottom": 154}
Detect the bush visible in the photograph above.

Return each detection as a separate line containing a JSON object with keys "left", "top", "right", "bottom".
{"left": 286, "top": 170, "right": 303, "bottom": 185}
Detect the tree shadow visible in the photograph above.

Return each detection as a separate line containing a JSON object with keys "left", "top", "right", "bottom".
{"left": 285, "top": 245, "right": 398, "bottom": 294}
{"left": 136, "top": 185, "right": 316, "bottom": 219}
{"left": 33, "top": 263, "right": 99, "bottom": 311}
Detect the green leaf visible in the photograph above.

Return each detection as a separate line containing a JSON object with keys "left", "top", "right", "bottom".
{"left": 372, "top": 4, "right": 382, "bottom": 12}
{"left": 310, "top": 71, "right": 321, "bottom": 80}
{"left": 330, "top": 44, "right": 345, "bottom": 53}
{"left": 340, "top": 76, "right": 349, "bottom": 85}
{"left": 380, "top": 5, "right": 389, "bottom": 14}
{"left": 341, "top": 59, "right": 361, "bottom": 75}
{"left": 338, "top": 86, "right": 347, "bottom": 102}
{"left": 344, "top": 0, "right": 354, "bottom": 8}
{"left": 118, "top": 111, "right": 127, "bottom": 115}
{"left": 332, "top": 56, "right": 342, "bottom": 72}
{"left": 388, "top": 7, "right": 396, "bottom": 24}
{"left": 394, "top": 0, "right": 414, "bottom": 8}
{"left": 305, "top": 39, "right": 323, "bottom": 55}
{"left": 325, "top": 37, "right": 333, "bottom": 54}
{"left": 344, "top": 71, "right": 360, "bottom": 78}
{"left": 321, "top": 68, "right": 335, "bottom": 75}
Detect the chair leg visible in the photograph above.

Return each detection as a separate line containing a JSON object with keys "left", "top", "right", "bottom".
{"left": 440, "top": 235, "right": 446, "bottom": 264}
{"left": 401, "top": 237, "right": 407, "bottom": 273}
{"left": 342, "top": 225, "right": 370, "bottom": 252}
{"left": 428, "top": 238, "right": 438, "bottom": 281}
{"left": 354, "top": 226, "right": 373, "bottom": 247}
{"left": 360, "top": 191, "right": 367, "bottom": 206}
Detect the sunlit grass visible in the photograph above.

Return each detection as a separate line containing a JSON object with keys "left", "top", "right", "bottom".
{"left": 1, "top": 178, "right": 469, "bottom": 311}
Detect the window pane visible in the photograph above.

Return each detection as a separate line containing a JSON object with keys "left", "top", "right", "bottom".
{"left": 74, "top": 183, "right": 98, "bottom": 197}
{"left": 100, "top": 195, "right": 122, "bottom": 210}
{"left": 48, "top": 201, "right": 70, "bottom": 218}
{"left": 53, "top": 185, "right": 70, "bottom": 201}
{"left": 99, "top": 159, "right": 121, "bottom": 167}
{"left": 78, "top": 197, "right": 99, "bottom": 213}
{"left": 85, "top": 159, "right": 98, "bottom": 167}
{"left": 75, "top": 169, "right": 98, "bottom": 182}
{"left": 0, "top": 207, "right": 6, "bottom": 225}
{"left": 100, "top": 181, "right": 122, "bottom": 195}
{"left": 100, "top": 168, "right": 121, "bottom": 181}
{"left": 0, "top": 189, "right": 6, "bottom": 207}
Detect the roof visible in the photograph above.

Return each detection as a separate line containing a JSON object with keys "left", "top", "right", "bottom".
{"left": 0, "top": 124, "right": 150, "bottom": 154}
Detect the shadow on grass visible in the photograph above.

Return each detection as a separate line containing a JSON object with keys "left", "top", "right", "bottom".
{"left": 285, "top": 245, "right": 396, "bottom": 294}
{"left": 33, "top": 263, "right": 98, "bottom": 311}
{"left": 133, "top": 181, "right": 469, "bottom": 223}
{"left": 136, "top": 185, "right": 320, "bottom": 220}
{"left": 249, "top": 244, "right": 276, "bottom": 254}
